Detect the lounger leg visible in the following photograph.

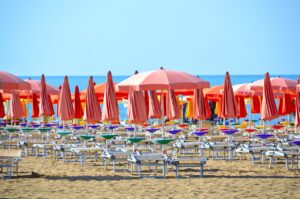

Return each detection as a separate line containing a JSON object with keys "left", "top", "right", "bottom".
{"left": 269, "top": 157, "right": 272, "bottom": 168}
{"left": 286, "top": 158, "right": 289, "bottom": 171}
{"left": 138, "top": 164, "right": 141, "bottom": 177}
{"left": 200, "top": 163, "right": 203, "bottom": 177}
{"left": 175, "top": 164, "right": 179, "bottom": 178}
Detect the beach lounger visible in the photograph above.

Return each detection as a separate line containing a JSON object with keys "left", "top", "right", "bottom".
{"left": 101, "top": 148, "right": 133, "bottom": 172}
{"left": 265, "top": 150, "right": 300, "bottom": 170}
{"left": 0, "top": 149, "right": 22, "bottom": 178}
{"left": 168, "top": 157, "right": 207, "bottom": 177}
{"left": 69, "top": 146, "right": 102, "bottom": 166}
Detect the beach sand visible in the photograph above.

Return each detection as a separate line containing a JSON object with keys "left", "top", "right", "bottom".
{"left": 1, "top": 156, "right": 300, "bottom": 198}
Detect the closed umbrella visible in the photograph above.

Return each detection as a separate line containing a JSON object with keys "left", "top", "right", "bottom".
{"left": 39, "top": 75, "right": 53, "bottom": 117}
{"left": 261, "top": 72, "right": 279, "bottom": 130}
{"left": 0, "top": 93, "right": 5, "bottom": 118}
{"left": 148, "top": 90, "right": 162, "bottom": 119}
{"left": 73, "top": 85, "right": 84, "bottom": 119}
{"left": 166, "top": 89, "right": 181, "bottom": 120}
{"left": 127, "top": 91, "right": 147, "bottom": 124}
{"left": 84, "top": 76, "right": 102, "bottom": 124}
{"left": 278, "top": 93, "right": 294, "bottom": 116}
{"left": 236, "top": 96, "right": 247, "bottom": 118}
{"left": 58, "top": 76, "right": 74, "bottom": 129}
{"left": 9, "top": 93, "right": 25, "bottom": 119}
{"left": 295, "top": 85, "right": 300, "bottom": 128}
{"left": 102, "top": 71, "right": 119, "bottom": 122}
{"left": 220, "top": 72, "right": 238, "bottom": 121}
{"left": 31, "top": 93, "right": 39, "bottom": 118}
{"left": 193, "top": 88, "right": 210, "bottom": 121}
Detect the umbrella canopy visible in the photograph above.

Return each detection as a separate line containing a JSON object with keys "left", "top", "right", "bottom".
{"left": 296, "top": 84, "right": 300, "bottom": 127}
{"left": 233, "top": 83, "right": 255, "bottom": 97}
{"left": 58, "top": 76, "right": 74, "bottom": 121}
{"left": 39, "top": 75, "right": 54, "bottom": 117}
{"left": 261, "top": 72, "right": 279, "bottom": 121}
{"left": 73, "top": 85, "right": 84, "bottom": 119}
{"left": 166, "top": 89, "right": 181, "bottom": 120}
{"left": 102, "top": 71, "right": 119, "bottom": 122}
{"left": 148, "top": 90, "right": 162, "bottom": 119}
{"left": 236, "top": 96, "right": 247, "bottom": 118}
{"left": 9, "top": 93, "right": 25, "bottom": 119}
{"left": 127, "top": 91, "right": 147, "bottom": 124}
{"left": 204, "top": 85, "right": 223, "bottom": 99}
{"left": 0, "top": 71, "right": 30, "bottom": 92}
{"left": 144, "top": 91, "right": 149, "bottom": 117}
{"left": 251, "top": 76, "right": 297, "bottom": 94}
{"left": 31, "top": 93, "right": 39, "bottom": 117}
{"left": 117, "top": 68, "right": 210, "bottom": 91}
{"left": 193, "top": 88, "right": 210, "bottom": 120}
{"left": 83, "top": 76, "right": 102, "bottom": 123}
{"left": 0, "top": 93, "right": 5, "bottom": 118}
{"left": 21, "top": 79, "right": 59, "bottom": 96}
{"left": 220, "top": 72, "right": 237, "bottom": 119}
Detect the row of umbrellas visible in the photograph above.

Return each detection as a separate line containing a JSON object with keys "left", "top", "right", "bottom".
{"left": 0, "top": 69, "right": 299, "bottom": 130}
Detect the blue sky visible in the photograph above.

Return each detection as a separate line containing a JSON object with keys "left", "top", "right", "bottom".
{"left": 0, "top": 0, "right": 299, "bottom": 76}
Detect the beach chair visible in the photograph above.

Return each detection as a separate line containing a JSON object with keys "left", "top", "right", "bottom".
{"left": 0, "top": 149, "right": 22, "bottom": 178}
{"left": 101, "top": 148, "right": 133, "bottom": 172}
{"left": 168, "top": 156, "right": 207, "bottom": 177}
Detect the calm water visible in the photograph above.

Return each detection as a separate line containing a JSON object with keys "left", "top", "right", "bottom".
{"left": 19, "top": 74, "right": 299, "bottom": 122}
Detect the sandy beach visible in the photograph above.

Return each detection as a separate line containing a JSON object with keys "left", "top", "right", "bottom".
{"left": 1, "top": 155, "right": 300, "bottom": 199}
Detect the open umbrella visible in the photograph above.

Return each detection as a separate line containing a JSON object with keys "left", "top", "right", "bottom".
{"left": 220, "top": 72, "right": 237, "bottom": 120}
{"left": 0, "top": 71, "right": 30, "bottom": 92}
{"left": 74, "top": 85, "right": 84, "bottom": 119}
{"left": 58, "top": 76, "right": 74, "bottom": 127}
{"left": 21, "top": 79, "right": 59, "bottom": 96}
{"left": 0, "top": 93, "right": 5, "bottom": 118}
{"left": 261, "top": 72, "right": 279, "bottom": 122}
{"left": 102, "top": 71, "right": 119, "bottom": 122}
{"left": 83, "top": 76, "right": 102, "bottom": 124}
{"left": 148, "top": 90, "right": 162, "bottom": 119}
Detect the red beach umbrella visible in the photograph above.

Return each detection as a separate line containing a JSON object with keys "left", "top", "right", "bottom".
{"left": 9, "top": 93, "right": 25, "bottom": 119}
{"left": 295, "top": 84, "right": 300, "bottom": 127}
{"left": 31, "top": 93, "right": 39, "bottom": 118}
{"left": 127, "top": 91, "right": 147, "bottom": 124}
{"left": 220, "top": 72, "right": 238, "bottom": 119}
{"left": 84, "top": 76, "right": 102, "bottom": 123}
{"left": 261, "top": 72, "right": 278, "bottom": 121}
{"left": 236, "top": 96, "right": 247, "bottom": 118}
{"left": 148, "top": 90, "right": 162, "bottom": 119}
{"left": 251, "top": 95, "right": 261, "bottom": 114}
{"left": 278, "top": 93, "right": 294, "bottom": 116}
{"left": 166, "top": 89, "right": 181, "bottom": 120}
{"left": 102, "top": 71, "right": 119, "bottom": 122}
{"left": 0, "top": 71, "right": 30, "bottom": 92}
{"left": 21, "top": 79, "right": 59, "bottom": 96}
{"left": 193, "top": 88, "right": 210, "bottom": 120}
{"left": 58, "top": 76, "right": 74, "bottom": 121}
{"left": 0, "top": 93, "right": 5, "bottom": 118}
{"left": 73, "top": 86, "right": 84, "bottom": 119}
{"left": 144, "top": 91, "right": 149, "bottom": 117}
{"left": 39, "top": 75, "right": 54, "bottom": 117}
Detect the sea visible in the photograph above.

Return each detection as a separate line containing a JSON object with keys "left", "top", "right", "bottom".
{"left": 19, "top": 74, "right": 299, "bottom": 123}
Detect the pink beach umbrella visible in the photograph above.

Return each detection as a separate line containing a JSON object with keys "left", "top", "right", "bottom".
{"left": 73, "top": 86, "right": 84, "bottom": 119}
{"left": 84, "top": 76, "right": 102, "bottom": 124}
{"left": 31, "top": 93, "right": 39, "bottom": 118}
{"left": 0, "top": 71, "right": 30, "bottom": 92}
{"left": 9, "top": 93, "right": 25, "bottom": 119}
{"left": 220, "top": 72, "right": 238, "bottom": 121}
{"left": 102, "top": 71, "right": 119, "bottom": 122}
{"left": 193, "top": 88, "right": 210, "bottom": 121}
{"left": 166, "top": 89, "right": 181, "bottom": 120}
{"left": 295, "top": 76, "right": 300, "bottom": 127}
{"left": 21, "top": 79, "right": 59, "bottom": 96}
{"left": 261, "top": 72, "right": 279, "bottom": 123}
{"left": 148, "top": 90, "right": 162, "bottom": 119}
{"left": 58, "top": 76, "right": 74, "bottom": 127}
{"left": 0, "top": 93, "right": 5, "bottom": 118}
{"left": 39, "top": 75, "right": 54, "bottom": 121}
{"left": 127, "top": 91, "right": 147, "bottom": 124}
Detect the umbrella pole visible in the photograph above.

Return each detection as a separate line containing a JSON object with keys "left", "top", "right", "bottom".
{"left": 161, "top": 90, "right": 165, "bottom": 139}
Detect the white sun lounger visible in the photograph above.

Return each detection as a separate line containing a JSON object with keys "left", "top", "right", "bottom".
{"left": 0, "top": 149, "right": 22, "bottom": 178}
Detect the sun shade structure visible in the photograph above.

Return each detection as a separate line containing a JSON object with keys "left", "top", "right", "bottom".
{"left": 58, "top": 76, "right": 74, "bottom": 121}
{"left": 73, "top": 85, "right": 84, "bottom": 119}
{"left": 39, "top": 75, "right": 54, "bottom": 117}
{"left": 220, "top": 72, "right": 237, "bottom": 119}
{"left": 166, "top": 89, "right": 181, "bottom": 120}
{"left": 9, "top": 93, "right": 25, "bottom": 119}
{"left": 126, "top": 90, "right": 147, "bottom": 124}
{"left": 0, "top": 71, "right": 30, "bottom": 92}
{"left": 0, "top": 93, "right": 5, "bottom": 118}
{"left": 102, "top": 71, "right": 119, "bottom": 122}
{"left": 21, "top": 79, "right": 59, "bottom": 96}
{"left": 261, "top": 72, "right": 279, "bottom": 121}
{"left": 295, "top": 84, "right": 300, "bottom": 128}
{"left": 83, "top": 76, "right": 102, "bottom": 123}
{"left": 148, "top": 90, "right": 162, "bottom": 119}
{"left": 193, "top": 88, "right": 210, "bottom": 120}
{"left": 117, "top": 68, "right": 210, "bottom": 91}
{"left": 31, "top": 93, "right": 39, "bottom": 117}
